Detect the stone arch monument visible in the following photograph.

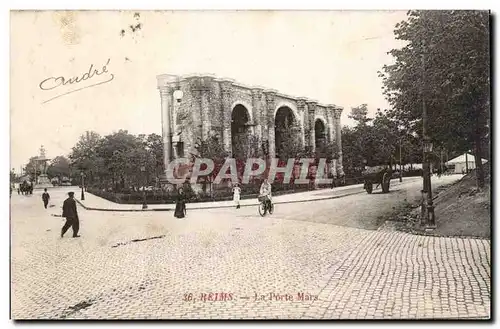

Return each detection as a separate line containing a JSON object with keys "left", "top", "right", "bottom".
{"left": 157, "top": 74, "right": 344, "bottom": 178}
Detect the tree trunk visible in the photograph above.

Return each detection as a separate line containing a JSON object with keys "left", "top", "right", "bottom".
{"left": 474, "top": 136, "right": 485, "bottom": 189}
{"left": 473, "top": 100, "right": 487, "bottom": 189}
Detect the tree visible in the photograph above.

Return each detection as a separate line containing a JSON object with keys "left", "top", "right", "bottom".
{"left": 341, "top": 105, "right": 380, "bottom": 173}
{"left": 95, "top": 130, "right": 144, "bottom": 190}
{"left": 341, "top": 126, "right": 363, "bottom": 176}
{"left": 24, "top": 156, "right": 41, "bottom": 178}
{"left": 69, "top": 131, "right": 103, "bottom": 185}
{"left": 348, "top": 104, "right": 372, "bottom": 126}
{"left": 194, "top": 132, "right": 230, "bottom": 197}
{"left": 275, "top": 127, "right": 304, "bottom": 161}
{"left": 340, "top": 104, "right": 424, "bottom": 177}
{"left": 136, "top": 133, "right": 163, "bottom": 186}
{"left": 315, "top": 141, "right": 339, "bottom": 162}
{"left": 231, "top": 134, "right": 263, "bottom": 181}
{"left": 372, "top": 109, "right": 399, "bottom": 166}
{"left": 144, "top": 133, "right": 164, "bottom": 180}
{"left": 379, "top": 10, "right": 490, "bottom": 188}
{"left": 47, "top": 156, "right": 71, "bottom": 179}
{"left": 232, "top": 134, "right": 261, "bottom": 161}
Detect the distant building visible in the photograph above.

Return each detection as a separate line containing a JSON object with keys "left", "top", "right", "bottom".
{"left": 447, "top": 153, "right": 488, "bottom": 174}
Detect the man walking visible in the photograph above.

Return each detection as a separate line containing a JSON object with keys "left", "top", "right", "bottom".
{"left": 42, "top": 188, "right": 50, "bottom": 209}
{"left": 61, "top": 192, "right": 80, "bottom": 238}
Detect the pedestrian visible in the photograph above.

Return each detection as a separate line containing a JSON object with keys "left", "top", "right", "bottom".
{"left": 259, "top": 178, "right": 272, "bottom": 210}
{"left": 61, "top": 192, "right": 80, "bottom": 238}
{"left": 233, "top": 183, "right": 241, "bottom": 209}
{"left": 42, "top": 188, "right": 50, "bottom": 209}
{"left": 174, "top": 188, "right": 186, "bottom": 219}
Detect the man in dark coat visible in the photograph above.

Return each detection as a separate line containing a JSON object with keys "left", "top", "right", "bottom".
{"left": 174, "top": 188, "right": 186, "bottom": 219}
{"left": 61, "top": 192, "right": 80, "bottom": 238}
{"left": 42, "top": 188, "right": 50, "bottom": 209}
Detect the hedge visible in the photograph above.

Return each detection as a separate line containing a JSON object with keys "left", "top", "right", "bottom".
{"left": 86, "top": 171, "right": 424, "bottom": 205}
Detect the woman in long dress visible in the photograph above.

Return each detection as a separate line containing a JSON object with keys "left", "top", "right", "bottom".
{"left": 174, "top": 187, "right": 186, "bottom": 219}
{"left": 233, "top": 183, "right": 241, "bottom": 209}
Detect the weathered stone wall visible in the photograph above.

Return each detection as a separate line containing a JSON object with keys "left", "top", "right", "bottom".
{"left": 172, "top": 78, "right": 198, "bottom": 157}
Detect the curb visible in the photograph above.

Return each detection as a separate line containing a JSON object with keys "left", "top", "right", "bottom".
{"left": 75, "top": 189, "right": 367, "bottom": 212}
{"left": 73, "top": 178, "right": 424, "bottom": 213}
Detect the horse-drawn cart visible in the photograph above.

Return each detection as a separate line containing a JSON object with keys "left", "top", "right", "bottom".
{"left": 362, "top": 165, "right": 392, "bottom": 194}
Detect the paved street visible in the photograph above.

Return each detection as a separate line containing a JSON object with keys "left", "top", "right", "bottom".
{"left": 10, "top": 175, "right": 490, "bottom": 319}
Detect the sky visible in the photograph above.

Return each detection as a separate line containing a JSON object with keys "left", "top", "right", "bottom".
{"left": 10, "top": 10, "right": 408, "bottom": 172}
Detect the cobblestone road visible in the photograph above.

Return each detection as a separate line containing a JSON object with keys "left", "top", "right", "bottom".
{"left": 10, "top": 178, "right": 490, "bottom": 319}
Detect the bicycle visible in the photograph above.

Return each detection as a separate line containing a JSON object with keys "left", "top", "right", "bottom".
{"left": 258, "top": 195, "right": 274, "bottom": 216}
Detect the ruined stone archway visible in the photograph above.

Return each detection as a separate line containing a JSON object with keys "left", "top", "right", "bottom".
{"left": 315, "top": 119, "right": 327, "bottom": 151}
{"left": 275, "top": 106, "right": 301, "bottom": 160}
{"left": 231, "top": 104, "right": 251, "bottom": 160}
{"left": 157, "top": 74, "right": 344, "bottom": 178}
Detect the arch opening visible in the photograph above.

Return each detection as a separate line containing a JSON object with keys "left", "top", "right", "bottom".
{"left": 275, "top": 106, "right": 301, "bottom": 160}
{"left": 231, "top": 104, "right": 251, "bottom": 160}
{"left": 315, "top": 119, "right": 327, "bottom": 151}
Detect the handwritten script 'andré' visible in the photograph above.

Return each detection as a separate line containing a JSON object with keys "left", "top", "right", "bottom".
{"left": 39, "top": 58, "right": 114, "bottom": 104}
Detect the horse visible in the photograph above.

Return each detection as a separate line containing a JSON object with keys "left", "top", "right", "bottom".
{"left": 20, "top": 181, "right": 32, "bottom": 195}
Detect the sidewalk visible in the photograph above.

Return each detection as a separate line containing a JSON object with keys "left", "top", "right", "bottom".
{"left": 64, "top": 177, "right": 423, "bottom": 212}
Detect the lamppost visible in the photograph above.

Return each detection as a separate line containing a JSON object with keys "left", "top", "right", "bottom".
{"left": 141, "top": 165, "right": 148, "bottom": 210}
{"left": 80, "top": 171, "right": 85, "bottom": 201}
{"left": 465, "top": 150, "right": 472, "bottom": 174}
{"left": 399, "top": 138, "right": 403, "bottom": 182}
{"left": 440, "top": 148, "right": 444, "bottom": 176}
{"left": 398, "top": 124, "right": 405, "bottom": 183}
{"left": 421, "top": 39, "right": 436, "bottom": 229}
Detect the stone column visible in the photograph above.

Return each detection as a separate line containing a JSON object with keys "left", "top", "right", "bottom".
{"left": 326, "top": 105, "right": 336, "bottom": 145}
{"left": 200, "top": 77, "right": 214, "bottom": 140}
{"left": 219, "top": 79, "right": 234, "bottom": 155}
{"left": 326, "top": 105, "right": 337, "bottom": 178}
{"left": 306, "top": 100, "right": 317, "bottom": 153}
{"left": 189, "top": 77, "right": 205, "bottom": 141}
{"left": 158, "top": 86, "right": 174, "bottom": 168}
{"left": 334, "top": 107, "right": 344, "bottom": 176}
{"left": 251, "top": 88, "right": 264, "bottom": 146}
{"left": 297, "top": 98, "right": 308, "bottom": 153}
{"left": 290, "top": 117, "right": 303, "bottom": 150}
{"left": 264, "top": 90, "right": 277, "bottom": 159}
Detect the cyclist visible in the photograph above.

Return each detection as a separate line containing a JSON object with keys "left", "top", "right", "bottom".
{"left": 259, "top": 178, "right": 272, "bottom": 210}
